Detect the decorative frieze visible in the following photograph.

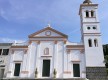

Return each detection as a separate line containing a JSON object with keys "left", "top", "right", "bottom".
{"left": 37, "top": 41, "right": 40, "bottom": 44}
{"left": 29, "top": 40, "right": 40, "bottom": 44}
{"left": 80, "top": 49, "right": 84, "bottom": 53}
{"left": 71, "top": 60, "right": 80, "bottom": 63}
{"left": 11, "top": 50, "right": 14, "bottom": 54}
{"left": 11, "top": 49, "right": 28, "bottom": 54}
{"left": 29, "top": 41, "right": 32, "bottom": 44}
{"left": 41, "top": 56, "right": 52, "bottom": 57}
{"left": 21, "top": 71, "right": 29, "bottom": 74}
{"left": 7, "top": 71, "right": 11, "bottom": 73}
{"left": 64, "top": 71, "right": 71, "bottom": 74}
{"left": 13, "top": 61, "right": 22, "bottom": 62}
{"left": 63, "top": 40, "right": 67, "bottom": 44}
{"left": 66, "top": 45, "right": 84, "bottom": 50}
{"left": 54, "top": 41, "right": 58, "bottom": 44}
{"left": 67, "top": 49, "right": 71, "bottom": 54}
{"left": 11, "top": 46, "right": 28, "bottom": 48}
{"left": 24, "top": 49, "right": 28, "bottom": 54}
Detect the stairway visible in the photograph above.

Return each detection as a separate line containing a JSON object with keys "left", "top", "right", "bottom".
{"left": 3, "top": 78, "right": 108, "bottom": 80}
{"left": 1, "top": 78, "right": 86, "bottom": 80}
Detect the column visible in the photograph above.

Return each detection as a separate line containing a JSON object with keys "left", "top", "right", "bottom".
{"left": 89, "top": 11, "right": 91, "bottom": 17}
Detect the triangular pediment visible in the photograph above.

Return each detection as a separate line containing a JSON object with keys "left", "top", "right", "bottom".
{"left": 28, "top": 27, "right": 68, "bottom": 38}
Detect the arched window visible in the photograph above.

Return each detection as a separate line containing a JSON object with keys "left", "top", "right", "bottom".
{"left": 91, "top": 10, "right": 94, "bottom": 17}
{"left": 44, "top": 48, "right": 49, "bottom": 55}
{"left": 94, "top": 39, "right": 98, "bottom": 47}
{"left": 86, "top": 11, "right": 89, "bottom": 17}
{"left": 88, "top": 39, "right": 92, "bottom": 47}
{"left": 0, "top": 49, "right": 2, "bottom": 55}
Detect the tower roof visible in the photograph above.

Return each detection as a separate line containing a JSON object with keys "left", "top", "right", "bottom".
{"left": 83, "top": 0, "right": 92, "bottom": 4}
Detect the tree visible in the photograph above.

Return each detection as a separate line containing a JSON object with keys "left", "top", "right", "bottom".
{"left": 104, "top": 55, "right": 108, "bottom": 66}
{"left": 103, "top": 44, "right": 108, "bottom": 75}
{"left": 105, "top": 55, "right": 108, "bottom": 62}
{"left": 103, "top": 44, "right": 108, "bottom": 68}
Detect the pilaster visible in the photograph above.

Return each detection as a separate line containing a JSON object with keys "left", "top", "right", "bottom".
{"left": 54, "top": 41, "right": 58, "bottom": 69}
{"left": 20, "top": 50, "right": 28, "bottom": 77}
{"left": 35, "top": 41, "right": 40, "bottom": 76}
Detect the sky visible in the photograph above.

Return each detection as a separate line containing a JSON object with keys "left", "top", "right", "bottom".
{"left": 0, "top": 0, "right": 108, "bottom": 44}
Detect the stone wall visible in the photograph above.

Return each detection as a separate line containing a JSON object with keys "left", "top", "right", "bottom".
{"left": 86, "top": 67, "right": 107, "bottom": 80}
{"left": 0, "top": 79, "right": 85, "bottom": 80}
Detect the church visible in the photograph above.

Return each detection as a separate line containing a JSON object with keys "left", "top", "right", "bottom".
{"left": 0, "top": 0, "right": 107, "bottom": 80}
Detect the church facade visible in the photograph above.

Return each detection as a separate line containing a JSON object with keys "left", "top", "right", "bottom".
{"left": 0, "top": 0, "right": 107, "bottom": 80}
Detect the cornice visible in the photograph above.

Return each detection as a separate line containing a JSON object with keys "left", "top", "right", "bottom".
{"left": 11, "top": 46, "right": 28, "bottom": 48}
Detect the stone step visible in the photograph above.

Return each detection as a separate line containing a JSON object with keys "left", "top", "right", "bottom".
{"left": 1, "top": 78, "right": 86, "bottom": 80}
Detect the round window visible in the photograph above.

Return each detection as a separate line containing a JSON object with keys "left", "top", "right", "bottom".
{"left": 93, "top": 27, "right": 96, "bottom": 29}
{"left": 87, "top": 27, "right": 90, "bottom": 30}
{"left": 45, "top": 31, "right": 51, "bottom": 36}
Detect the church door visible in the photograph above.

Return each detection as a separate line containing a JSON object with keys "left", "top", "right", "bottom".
{"left": 42, "top": 60, "right": 50, "bottom": 77}
{"left": 73, "top": 64, "right": 80, "bottom": 77}
{"left": 14, "top": 63, "right": 21, "bottom": 76}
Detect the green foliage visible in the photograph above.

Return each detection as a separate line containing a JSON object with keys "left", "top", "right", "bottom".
{"left": 104, "top": 55, "right": 108, "bottom": 63}
{"left": 103, "top": 44, "right": 108, "bottom": 68}
{"left": 35, "top": 68, "right": 38, "bottom": 74}
{"left": 107, "top": 68, "right": 108, "bottom": 73}
{"left": 53, "top": 69, "right": 57, "bottom": 75}
{"left": 103, "top": 44, "right": 108, "bottom": 55}
{"left": 53, "top": 69, "right": 57, "bottom": 78}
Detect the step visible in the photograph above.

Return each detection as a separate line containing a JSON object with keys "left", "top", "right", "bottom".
{"left": 1, "top": 78, "right": 86, "bottom": 80}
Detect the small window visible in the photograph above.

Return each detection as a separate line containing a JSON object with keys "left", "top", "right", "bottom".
{"left": 0, "top": 49, "right": 2, "bottom": 55}
{"left": 2, "top": 49, "right": 9, "bottom": 55}
{"left": 93, "top": 26, "right": 96, "bottom": 30}
{"left": 88, "top": 39, "right": 92, "bottom": 47}
{"left": 86, "top": 11, "right": 89, "bottom": 17}
{"left": 91, "top": 11, "right": 94, "bottom": 17}
{"left": 87, "top": 27, "right": 91, "bottom": 30}
{"left": 44, "top": 48, "right": 49, "bottom": 55}
{"left": 94, "top": 39, "right": 98, "bottom": 47}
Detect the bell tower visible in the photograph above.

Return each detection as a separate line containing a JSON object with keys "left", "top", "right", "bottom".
{"left": 79, "top": 0, "right": 107, "bottom": 79}
{"left": 79, "top": 0, "right": 105, "bottom": 67}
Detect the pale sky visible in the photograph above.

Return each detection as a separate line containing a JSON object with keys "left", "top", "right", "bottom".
{"left": 0, "top": 0, "right": 108, "bottom": 44}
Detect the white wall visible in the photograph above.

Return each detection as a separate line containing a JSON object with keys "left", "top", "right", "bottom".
{"left": 80, "top": 4, "right": 105, "bottom": 67}
{"left": 84, "top": 36, "right": 105, "bottom": 67}
{"left": 6, "top": 40, "right": 86, "bottom": 79}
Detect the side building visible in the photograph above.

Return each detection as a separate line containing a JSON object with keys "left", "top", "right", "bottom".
{"left": 0, "top": 43, "right": 12, "bottom": 78}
